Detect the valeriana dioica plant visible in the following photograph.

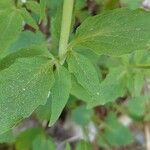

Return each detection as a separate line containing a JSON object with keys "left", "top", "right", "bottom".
{"left": 0, "top": 0, "right": 150, "bottom": 138}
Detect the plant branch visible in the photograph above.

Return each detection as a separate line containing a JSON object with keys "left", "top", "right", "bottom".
{"left": 145, "top": 123, "right": 150, "bottom": 150}
{"left": 59, "top": 0, "right": 74, "bottom": 61}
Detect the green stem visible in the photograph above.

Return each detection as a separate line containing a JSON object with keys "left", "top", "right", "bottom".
{"left": 59, "top": 0, "right": 74, "bottom": 61}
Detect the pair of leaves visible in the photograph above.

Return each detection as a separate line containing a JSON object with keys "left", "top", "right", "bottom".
{"left": 1, "top": 8, "right": 150, "bottom": 135}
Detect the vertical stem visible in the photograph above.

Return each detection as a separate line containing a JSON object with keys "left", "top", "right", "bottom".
{"left": 59, "top": 0, "right": 74, "bottom": 59}
{"left": 145, "top": 123, "right": 150, "bottom": 150}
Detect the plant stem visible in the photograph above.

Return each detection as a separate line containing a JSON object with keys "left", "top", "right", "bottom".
{"left": 59, "top": 0, "right": 74, "bottom": 61}
{"left": 145, "top": 123, "right": 150, "bottom": 150}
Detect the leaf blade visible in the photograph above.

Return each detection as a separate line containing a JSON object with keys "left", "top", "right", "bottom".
{"left": 70, "top": 9, "right": 150, "bottom": 56}
{"left": 0, "top": 9, "right": 23, "bottom": 52}
{"left": 0, "top": 57, "right": 54, "bottom": 134}
{"left": 49, "top": 66, "right": 71, "bottom": 126}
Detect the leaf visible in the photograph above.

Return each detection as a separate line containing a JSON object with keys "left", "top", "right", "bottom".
{"left": 76, "top": 141, "right": 92, "bottom": 150}
{"left": 16, "top": 128, "right": 44, "bottom": 150}
{"left": 0, "top": 131, "right": 14, "bottom": 144}
{"left": 133, "top": 72, "right": 144, "bottom": 96}
{"left": 75, "top": 0, "right": 86, "bottom": 11}
{"left": 19, "top": 8, "right": 38, "bottom": 30}
{"left": 67, "top": 52, "right": 100, "bottom": 103}
{"left": 26, "top": 1, "right": 41, "bottom": 16}
{"left": 7, "top": 31, "right": 47, "bottom": 55}
{"left": 0, "top": 47, "right": 51, "bottom": 71}
{"left": 50, "top": 6, "right": 62, "bottom": 54}
{"left": 69, "top": 9, "right": 150, "bottom": 56}
{"left": 102, "top": 113, "right": 133, "bottom": 146}
{"left": 125, "top": 70, "right": 144, "bottom": 97}
{"left": 0, "top": 9, "right": 23, "bottom": 52}
{"left": 47, "top": 0, "right": 63, "bottom": 16}
{"left": 40, "top": 0, "right": 47, "bottom": 21}
{"left": 121, "top": 0, "right": 141, "bottom": 9}
{"left": 49, "top": 66, "right": 71, "bottom": 126}
{"left": 32, "top": 135, "right": 56, "bottom": 150}
{"left": 126, "top": 96, "right": 149, "bottom": 118}
{"left": 35, "top": 97, "right": 51, "bottom": 122}
{"left": 0, "top": 57, "right": 54, "bottom": 134}
{"left": 65, "top": 144, "right": 71, "bottom": 150}
{"left": 0, "top": 0, "right": 14, "bottom": 9}
{"left": 70, "top": 75, "right": 92, "bottom": 103}
{"left": 72, "top": 105, "right": 93, "bottom": 126}
{"left": 87, "top": 68, "right": 125, "bottom": 108}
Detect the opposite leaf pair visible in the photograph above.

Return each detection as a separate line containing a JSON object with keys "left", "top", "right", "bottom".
{"left": 1, "top": 8, "right": 150, "bottom": 135}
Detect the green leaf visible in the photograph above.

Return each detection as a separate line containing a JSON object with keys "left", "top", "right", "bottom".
{"left": 76, "top": 141, "right": 92, "bottom": 150}
{"left": 87, "top": 68, "right": 125, "bottom": 108}
{"left": 35, "top": 97, "right": 51, "bottom": 122}
{"left": 47, "top": 0, "right": 63, "bottom": 16}
{"left": 0, "top": 131, "right": 14, "bottom": 144}
{"left": 126, "top": 96, "right": 149, "bottom": 118}
{"left": 65, "top": 144, "right": 71, "bottom": 150}
{"left": 0, "top": 47, "right": 51, "bottom": 71}
{"left": 32, "top": 135, "right": 56, "bottom": 150}
{"left": 69, "top": 9, "right": 150, "bottom": 56}
{"left": 7, "top": 31, "right": 47, "bottom": 54}
{"left": 121, "top": 0, "right": 141, "bottom": 9}
{"left": 19, "top": 8, "right": 38, "bottom": 30}
{"left": 72, "top": 105, "right": 93, "bottom": 126}
{"left": 67, "top": 52, "right": 100, "bottom": 103}
{"left": 133, "top": 72, "right": 144, "bottom": 96}
{"left": 0, "top": 0, "right": 14, "bottom": 9}
{"left": 40, "top": 0, "right": 47, "bottom": 21}
{"left": 16, "top": 128, "right": 44, "bottom": 150}
{"left": 70, "top": 75, "right": 92, "bottom": 103}
{"left": 50, "top": 6, "right": 62, "bottom": 54}
{"left": 0, "top": 9, "right": 23, "bottom": 52}
{"left": 125, "top": 70, "right": 144, "bottom": 97}
{"left": 75, "top": 0, "right": 86, "bottom": 11}
{"left": 102, "top": 113, "right": 133, "bottom": 146}
{"left": 26, "top": 1, "right": 41, "bottom": 17}
{"left": 49, "top": 66, "right": 71, "bottom": 126}
{"left": 0, "top": 57, "right": 54, "bottom": 134}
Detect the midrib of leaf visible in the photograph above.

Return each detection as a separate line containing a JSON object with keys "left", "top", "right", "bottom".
{"left": 9, "top": 60, "right": 52, "bottom": 102}
{"left": 68, "top": 29, "right": 109, "bottom": 49}
{"left": 52, "top": 69, "right": 61, "bottom": 101}
{"left": 71, "top": 28, "right": 146, "bottom": 48}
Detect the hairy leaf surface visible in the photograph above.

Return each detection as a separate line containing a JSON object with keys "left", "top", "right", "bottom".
{"left": 0, "top": 9, "right": 23, "bottom": 52}
{"left": 67, "top": 52, "right": 100, "bottom": 102}
{"left": 70, "top": 9, "right": 150, "bottom": 56}
{"left": 0, "top": 57, "right": 54, "bottom": 134}
{"left": 49, "top": 66, "right": 71, "bottom": 126}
